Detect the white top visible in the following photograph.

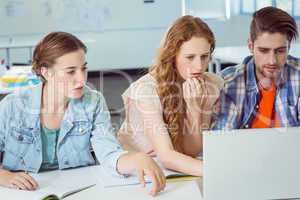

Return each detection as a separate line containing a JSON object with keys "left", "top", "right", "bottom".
{"left": 118, "top": 72, "right": 224, "bottom": 154}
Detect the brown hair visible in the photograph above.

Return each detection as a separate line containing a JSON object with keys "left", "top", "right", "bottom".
{"left": 150, "top": 15, "right": 215, "bottom": 151}
{"left": 32, "top": 31, "right": 87, "bottom": 81}
{"left": 250, "top": 6, "right": 298, "bottom": 42}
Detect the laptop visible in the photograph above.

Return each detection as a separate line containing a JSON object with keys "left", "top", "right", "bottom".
{"left": 203, "top": 127, "right": 300, "bottom": 200}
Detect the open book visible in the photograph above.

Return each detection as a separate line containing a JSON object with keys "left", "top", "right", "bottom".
{"left": 163, "top": 168, "right": 199, "bottom": 181}
{"left": 97, "top": 157, "right": 199, "bottom": 188}
{"left": 155, "top": 157, "right": 199, "bottom": 182}
{"left": 0, "top": 166, "right": 100, "bottom": 200}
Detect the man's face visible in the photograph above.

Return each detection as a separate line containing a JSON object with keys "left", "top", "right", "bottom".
{"left": 248, "top": 32, "right": 289, "bottom": 83}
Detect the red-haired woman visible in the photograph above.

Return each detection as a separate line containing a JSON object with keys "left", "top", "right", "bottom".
{"left": 118, "top": 15, "right": 223, "bottom": 176}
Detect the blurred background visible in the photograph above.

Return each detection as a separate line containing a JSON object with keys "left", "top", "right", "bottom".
{"left": 0, "top": 0, "right": 299, "bottom": 131}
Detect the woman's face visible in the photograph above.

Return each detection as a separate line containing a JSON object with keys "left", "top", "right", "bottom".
{"left": 45, "top": 49, "right": 87, "bottom": 99}
{"left": 175, "top": 36, "right": 211, "bottom": 80}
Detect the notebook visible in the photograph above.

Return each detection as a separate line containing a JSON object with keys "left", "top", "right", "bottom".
{"left": 97, "top": 157, "right": 199, "bottom": 188}
{"left": 155, "top": 157, "right": 200, "bottom": 182}
{"left": 0, "top": 166, "right": 99, "bottom": 200}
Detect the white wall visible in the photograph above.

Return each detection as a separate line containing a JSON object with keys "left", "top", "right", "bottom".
{"left": 1, "top": 0, "right": 300, "bottom": 70}
{"left": 0, "top": 0, "right": 182, "bottom": 70}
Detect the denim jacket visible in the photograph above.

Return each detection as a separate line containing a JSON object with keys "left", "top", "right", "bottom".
{"left": 213, "top": 55, "right": 300, "bottom": 130}
{"left": 0, "top": 84, "right": 127, "bottom": 175}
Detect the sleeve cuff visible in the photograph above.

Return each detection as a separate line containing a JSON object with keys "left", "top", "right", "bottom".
{"left": 106, "top": 150, "right": 129, "bottom": 178}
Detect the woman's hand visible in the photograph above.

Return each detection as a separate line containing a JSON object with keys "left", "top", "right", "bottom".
{"left": 0, "top": 169, "right": 38, "bottom": 190}
{"left": 200, "top": 75, "right": 221, "bottom": 111}
{"left": 133, "top": 153, "right": 166, "bottom": 196}
{"left": 183, "top": 76, "right": 220, "bottom": 115}
{"left": 183, "top": 78, "right": 205, "bottom": 113}
{"left": 183, "top": 75, "right": 221, "bottom": 132}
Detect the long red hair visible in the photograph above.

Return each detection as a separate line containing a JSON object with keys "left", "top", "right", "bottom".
{"left": 150, "top": 15, "right": 215, "bottom": 151}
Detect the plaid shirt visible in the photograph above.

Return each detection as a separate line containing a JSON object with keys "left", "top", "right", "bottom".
{"left": 213, "top": 55, "right": 300, "bottom": 130}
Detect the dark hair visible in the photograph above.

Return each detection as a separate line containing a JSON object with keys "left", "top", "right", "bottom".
{"left": 32, "top": 31, "right": 87, "bottom": 81}
{"left": 250, "top": 6, "right": 298, "bottom": 42}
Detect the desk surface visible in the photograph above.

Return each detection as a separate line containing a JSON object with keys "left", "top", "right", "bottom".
{"left": 65, "top": 179, "right": 203, "bottom": 200}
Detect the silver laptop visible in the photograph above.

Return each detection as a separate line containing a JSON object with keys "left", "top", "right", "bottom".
{"left": 203, "top": 127, "right": 300, "bottom": 200}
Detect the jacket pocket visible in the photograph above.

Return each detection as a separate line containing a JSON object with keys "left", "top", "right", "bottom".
{"left": 6, "top": 127, "right": 34, "bottom": 158}
{"left": 66, "top": 122, "right": 91, "bottom": 151}
{"left": 11, "top": 127, "right": 34, "bottom": 144}
{"left": 68, "top": 121, "right": 91, "bottom": 136}
{"left": 3, "top": 127, "right": 34, "bottom": 171}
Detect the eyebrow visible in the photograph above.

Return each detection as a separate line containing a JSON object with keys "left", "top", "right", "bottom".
{"left": 257, "top": 46, "right": 287, "bottom": 50}
{"left": 63, "top": 62, "right": 88, "bottom": 70}
{"left": 275, "top": 46, "right": 288, "bottom": 51}
{"left": 184, "top": 52, "right": 210, "bottom": 55}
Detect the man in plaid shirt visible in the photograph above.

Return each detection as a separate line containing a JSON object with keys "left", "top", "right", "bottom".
{"left": 213, "top": 6, "right": 300, "bottom": 130}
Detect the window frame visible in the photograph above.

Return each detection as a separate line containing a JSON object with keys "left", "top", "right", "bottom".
{"left": 239, "top": 0, "right": 300, "bottom": 19}
{"left": 182, "top": 0, "right": 229, "bottom": 20}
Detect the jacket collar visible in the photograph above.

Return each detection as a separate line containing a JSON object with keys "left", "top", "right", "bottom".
{"left": 23, "top": 84, "right": 90, "bottom": 129}
{"left": 244, "top": 56, "right": 258, "bottom": 93}
{"left": 63, "top": 96, "right": 90, "bottom": 123}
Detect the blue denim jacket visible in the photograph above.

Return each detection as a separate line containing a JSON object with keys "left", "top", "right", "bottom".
{"left": 213, "top": 55, "right": 300, "bottom": 130}
{"left": 0, "top": 84, "right": 127, "bottom": 175}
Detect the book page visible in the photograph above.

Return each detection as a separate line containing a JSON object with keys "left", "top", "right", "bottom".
{"left": 96, "top": 166, "right": 152, "bottom": 187}
{"left": 0, "top": 166, "right": 99, "bottom": 200}
{"left": 65, "top": 177, "right": 203, "bottom": 200}
{"left": 31, "top": 166, "right": 99, "bottom": 199}
{"left": 152, "top": 157, "right": 200, "bottom": 181}
{"left": 0, "top": 186, "right": 42, "bottom": 200}
{"left": 96, "top": 157, "right": 199, "bottom": 188}
{"left": 153, "top": 157, "right": 188, "bottom": 177}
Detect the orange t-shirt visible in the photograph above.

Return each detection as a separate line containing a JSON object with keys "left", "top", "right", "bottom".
{"left": 251, "top": 84, "right": 280, "bottom": 128}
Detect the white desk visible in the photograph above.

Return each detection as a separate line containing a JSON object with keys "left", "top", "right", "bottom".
{"left": 0, "top": 162, "right": 203, "bottom": 200}
{"left": 65, "top": 179, "right": 203, "bottom": 200}
{"left": 214, "top": 42, "right": 300, "bottom": 64}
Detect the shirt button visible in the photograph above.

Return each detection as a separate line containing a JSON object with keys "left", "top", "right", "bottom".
{"left": 245, "top": 124, "right": 249, "bottom": 128}
{"left": 256, "top": 105, "right": 259, "bottom": 109}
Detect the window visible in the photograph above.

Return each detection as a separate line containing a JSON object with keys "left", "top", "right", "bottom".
{"left": 276, "top": 0, "right": 292, "bottom": 14}
{"left": 295, "top": 0, "right": 300, "bottom": 16}
{"left": 183, "top": 0, "right": 231, "bottom": 19}
{"left": 240, "top": 0, "right": 300, "bottom": 18}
